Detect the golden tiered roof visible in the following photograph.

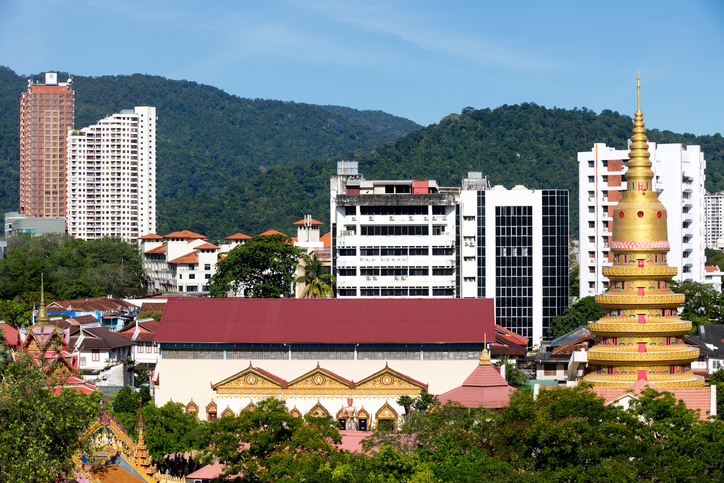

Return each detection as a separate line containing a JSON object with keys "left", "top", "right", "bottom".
{"left": 582, "top": 77, "right": 704, "bottom": 388}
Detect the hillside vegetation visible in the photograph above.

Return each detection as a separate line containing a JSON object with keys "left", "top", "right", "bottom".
{"left": 0, "top": 67, "right": 418, "bottom": 211}
{"left": 161, "top": 104, "right": 724, "bottom": 240}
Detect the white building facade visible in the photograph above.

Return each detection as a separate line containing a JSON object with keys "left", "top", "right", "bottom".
{"left": 330, "top": 164, "right": 569, "bottom": 345}
{"left": 579, "top": 143, "right": 706, "bottom": 298}
{"left": 705, "top": 191, "right": 724, "bottom": 249}
{"left": 66, "top": 106, "right": 157, "bottom": 240}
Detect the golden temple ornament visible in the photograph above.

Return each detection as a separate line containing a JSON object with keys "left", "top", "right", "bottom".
{"left": 582, "top": 77, "right": 703, "bottom": 388}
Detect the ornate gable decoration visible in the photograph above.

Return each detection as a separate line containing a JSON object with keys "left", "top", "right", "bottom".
{"left": 286, "top": 364, "right": 353, "bottom": 398}
{"left": 308, "top": 400, "right": 330, "bottom": 418}
{"left": 354, "top": 364, "right": 428, "bottom": 398}
{"left": 221, "top": 406, "right": 234, "bottom": 418}
{"left": 212, "top": 363, "right": 286, "bottom": 398}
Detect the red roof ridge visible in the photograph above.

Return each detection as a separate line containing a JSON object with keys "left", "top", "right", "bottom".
{"left": 139, "top": 233, "right": 163, "bottom": 239}
{"left": 195, "top": 242, "right": 220, "bottom": 250}
{"left": 225, "top": 233, "right": 252, "bottom": 240}
{"left": 705, "top": 266, "right": 719, "bottom": 272}
{"left": 258, "top": 229, "right": 287, "bottom": 237}
{"left": 168, "top": 252, "right": 199, "bottom": 264}
{"left": 144, "top": 244, "right": 166, "bottom": 254}
{"left": 164, "top": 230, "right": 208, "bottom": 240}
{"left": 293, "top": 218, "right": 324, "bottom": 226}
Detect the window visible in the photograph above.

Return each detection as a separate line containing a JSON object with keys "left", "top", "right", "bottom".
{"left": 360, "top": 248, "right": 379, "bottom": 256}
{"left": 544, "top": 364, "right": 556, "bottom": 377}
{"left": 338, "top": 268, "right": 356, "bottom": 277}
{"left": 189, "top": 274, "right": 196, "bottom": 279}
{"left": 432, "top": 225, "right": 445, "bottom": 235}
{"left": 360, "top": 268, "right": 379, "bottom": 276}
{"left": 432, "top": 247, "right": 453, "bottom": 256}
{"left": 338, "top": 248, "right": 356, "bottom": 256}
{"left": 432, "top": 267, "right": 454, "bottom": 276}
{"left": 205, "top": 273, "right": 211, "bottom": 279}
{"left": 187, "top": 286, "right": 198, "bottom": 292}
{"left": 205, "top": 264, "right": 211, "bottom": 270}
{"left": 92, "top": 350, "right": 100, "bottom": 362}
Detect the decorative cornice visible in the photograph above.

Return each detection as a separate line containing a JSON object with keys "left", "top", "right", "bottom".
{"left": 587, "top": 348, "right": 699, "bottom": 363}
{"left": 603, "top": 267, "right": 678, "bottom": 277}
{"left": 581, "top": 376, "right": 705, "bottom": 388}
{"left": 588, "top": 321, "right": 692, "bottom": 335}
{"left": 595, "top": 294, "right": 685, "bottom": 307}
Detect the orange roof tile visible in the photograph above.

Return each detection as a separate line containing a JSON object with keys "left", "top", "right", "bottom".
{"left": 320, "top": 232, "right": 331, "bottom": 248}
{"left": 89, "top": 465, "right": 142, "bottom": 482}
{"left": 293, "top": 218, "right": 324, "bottom": 226}
{"left": 168, "top": 252, "right": 199, "bottom": 264}
{"left": 195, "top": 242, "right": 220, "bottom": 250}
{"left": 218, "top": 253, "right": 227, "bottom": 261}
{"left": 144, "top": 244, "right": 166, "bottom": 254}
{"left": 291, "top": 236, "right": 298, "bottom": 243}
{"left": 164, "top": 230, "right": 207, "bottom": 240}
{"left": 139, "top": 233, "right": 163, "bottom": 240}
{"left": 226, "top": 233, "right": 252, "bottom": 240}
{"left": 438, "top": 363, "right": 514, "bottom": 409}
{"left": 705, "top": 266, "right": 719, "bottom": 273}
{"left": 258, "top": 229, "right": 287, "bottom": 237}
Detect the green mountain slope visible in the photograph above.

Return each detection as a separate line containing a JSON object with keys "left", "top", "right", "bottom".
{"left": 0, "top": 67, "right": 417, "bottom": 211}
{"left": 159, "top": 103, "right": 724, "bottom": 241}
{"left": 316, "top": 105, "right": 421, "bottom": 138}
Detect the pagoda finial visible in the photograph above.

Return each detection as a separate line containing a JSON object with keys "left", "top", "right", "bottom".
{"left": 637, "top": 72, "right": 641, "bottom": 112}
{"left": 625, "top": 74, "right": 654, "bottom": 190}
{"left": 36, "top": 273, "right": 49, "bottom": 325}
{"left": 479, "top": 334, "right": 491, "bottom": 366}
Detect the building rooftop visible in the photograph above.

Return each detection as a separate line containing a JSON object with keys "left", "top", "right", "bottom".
{"left": 155, "top": 298, "right": 495, "bottom": 345}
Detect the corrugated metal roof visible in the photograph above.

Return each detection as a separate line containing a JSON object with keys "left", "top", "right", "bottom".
{"left": 155, "top": 298, "right": 495, "bottom": 344}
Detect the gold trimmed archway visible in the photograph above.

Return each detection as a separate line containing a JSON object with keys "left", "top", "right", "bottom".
{"left": 290, "top": 406, "right": 302, "bottom": 418}
{"left": 375, "top": 401, "right": 398, "bottom": 431}
{"left": 206, "top": 400, "right": 218, "bottom": 421}
{"left": 186, "top": 399, "right": 199, "bottom": 416}
{"left": 308, "top": 400, "right": 330, "bottom": 418}
{"left": 221, "top": 406, "right": 234, "bottom": 418}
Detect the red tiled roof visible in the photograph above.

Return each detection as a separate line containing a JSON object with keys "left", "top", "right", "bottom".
{"left": 156, "top": 298, "right": 495, "bottom": 344}
{"left": 168, "top": 252, "right": 199, "bottom": 264}
{"left": 293, "top": 218, "right": 324, "bottom": 226}
{"left": 164, "top": 230, "right": 207, "bottom": 240}
{"left": 0, "top": 324, "right": 19, "bottom": 346}
{"left": 48, "top": 297, "right": 139, "bottom": 312}
{"left": 258, "top": 229, "right": 287, "bottom": 237}
{"left": 139, "top": 302, "right": 165, "bottom": 313}
{"left": 144, "top": 244, "right": 166, "bottom": 254}
{"left": 226, "top": 233, "right": 252, "bottom": 240}
{"left": 438, "top": 363, "right": 515, "bottom": 409}
{"left": 320, "top": 232, "right": 331, "bottom": 248}
{"left": 495, "top": 325, "right": 529, "bottom": 346}
{"left": 585, "top": 380, "right": 715, "bottom": 421}
{"left": 195, "top": 242, "right": 220, "bottom": 250}
{"left": 69, "top": 326, "right": 135, "bottom": 350}
{"left": 705, "top": 266, "right": 720, "bottom": 273}
{"left": 139, "top": 233, "right": 164, "bottom": 240}
{"left": 67, "top": 314, "right": 100, "bottom": 325}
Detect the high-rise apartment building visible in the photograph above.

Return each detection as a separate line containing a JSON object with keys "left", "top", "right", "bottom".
{"left": 705, "top": 191, "right": 724, "bottom": 249}
{"left": 66, "top": 107, "right": 157, "bottom": 240}
{"left": 19, "top": 72, "right": 74, "bottom": 218}
{"left": 578, "top": 142, "right": 706, "bottom": 298}
{"left": 330, "top": 163, "right": 569, "bottom": 345}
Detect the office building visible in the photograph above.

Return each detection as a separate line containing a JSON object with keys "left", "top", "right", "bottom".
{"left": 66, "top": 107, "right": 157, "bottom": 240}
{"left": 330, "top": 163, "right": 569, "bottom": 345}
{"left": 578, "top": 142, "right": 706, "bottom": 298}
{"left": 18, "top": 72, "right": 74, "bottom": 218}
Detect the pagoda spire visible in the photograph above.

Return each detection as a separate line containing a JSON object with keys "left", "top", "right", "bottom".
{"left": 582, "top": 77, "right": 703, "bottom": 388}
{"left": 36, "top": 273, "right": 50, "bottom": 325}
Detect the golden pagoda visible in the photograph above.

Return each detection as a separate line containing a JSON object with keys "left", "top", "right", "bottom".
{"left": 582, "top": 77, "right": 703, "bottom": 388}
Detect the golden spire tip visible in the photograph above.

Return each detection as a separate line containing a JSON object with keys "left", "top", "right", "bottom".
{"left": 637, "top": 74, "right": 641, "bottom": 111}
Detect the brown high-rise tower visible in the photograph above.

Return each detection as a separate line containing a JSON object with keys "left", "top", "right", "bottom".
{"left": 19, "top": 72, "right": 74, "bottom": 218}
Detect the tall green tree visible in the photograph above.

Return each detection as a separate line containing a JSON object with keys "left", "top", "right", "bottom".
{"left": 296, "top": 251, "right": 335, "bottom": 298}
{"left": 0, "top": 354, "right": 102, "bottom": 482}
{"left": 209, "top": 234, "right": 304, "bottom": 298}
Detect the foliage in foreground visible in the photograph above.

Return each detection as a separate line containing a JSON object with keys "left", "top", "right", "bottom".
{"left": 0, "top": 354, "right": 102, "bottom": 482}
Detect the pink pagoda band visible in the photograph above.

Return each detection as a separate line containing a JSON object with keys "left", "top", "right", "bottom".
{"left": 610, "top": 240, "right": 670, "bottom": 249}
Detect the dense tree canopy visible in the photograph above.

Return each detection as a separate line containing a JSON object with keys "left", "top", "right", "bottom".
{"left": 209, "top": 234, "right": 304, "bottom": 298}
{"left": 0, "top": 234, "right": 147, "bottom": 319}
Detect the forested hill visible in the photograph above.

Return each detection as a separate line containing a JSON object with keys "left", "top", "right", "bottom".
{"left": 0, "top": 67, "right": 419, "bottom": 212}
{"left": 159, "top": 103, "right": 724, "bottom": 241}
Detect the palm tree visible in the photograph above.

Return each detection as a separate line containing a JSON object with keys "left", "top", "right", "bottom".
{"left": 296, "top": 252, "right": 336, "bottom": 298}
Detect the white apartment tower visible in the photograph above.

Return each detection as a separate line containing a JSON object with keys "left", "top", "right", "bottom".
{"left": 67, "top": 107, "right": 157, "bottom": 240}
{"left": 330, "top": 163, "right": 569, "bottom": 345}
{"left": 705, "top": 191, "right": 724, "bottom": 249}
{"left": 578, "top": 142, "right": 706, "bottom": 298}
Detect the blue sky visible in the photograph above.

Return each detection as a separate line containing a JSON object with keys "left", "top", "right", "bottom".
{"left": 1, "top": 0, "right": 722, "bottom": 135}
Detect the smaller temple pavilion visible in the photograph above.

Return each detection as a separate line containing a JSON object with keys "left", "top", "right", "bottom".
{"left": 154, "top": 298, "right": 496, "bottom": 427}
{"left": 12, "top": 278, "right": 96, "bottom": 394}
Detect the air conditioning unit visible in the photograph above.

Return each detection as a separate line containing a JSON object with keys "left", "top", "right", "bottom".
{"left": 389, "top": 216, "right": 395, "bottom": 221}
{"left": 424, "top": 216, "right": 429, "bottom": 220}
{"left": 369, "top": 216, "right": 374, "bottom": 221}
{"left": 432, "top": 216, "right": 437, "bottom": 220}
{"left": 408, "top": 216, "right": 413, "bottom": 221}
{"left": 351, "top": 216, "right": 356, "bottom": 221}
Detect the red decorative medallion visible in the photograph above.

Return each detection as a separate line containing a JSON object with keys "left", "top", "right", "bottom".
{"left": 657, "top": 211, "right": 662, "bottom": 218}
{"left": 637, "top": 211, "right": 644, "bottom": 218}
{"left": 618, "top": 211, "right": 624, "bottom": 218}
